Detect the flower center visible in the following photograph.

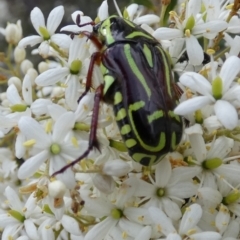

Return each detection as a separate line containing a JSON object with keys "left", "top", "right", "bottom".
{"left": 50, "top": 143, "right": 61, "bottom": 155}
{"left": 222, "top": 191, "right": 240, "bottom": 205}
{"left": 156, "top": 187, "right": 165, "bottom": 197}
{"left": 39, "top": 26, "right": 51, "bottom": 40}
{"left": 10, "top": 104, "right": 27, "bottom": 112}
{"left": 202, "top": 158, "right": 222, "bottom": 169}
{"left": 111, "top": 208, "right": 123, "bottom": 219}
{"left": 8, "top": 210, "right": 25, "bottom": 222}
{"left": 70, "top": 59, "right": 82, "bottom": 74}
{"left": 212, "top": 76, "right": 223, "bottom": 100}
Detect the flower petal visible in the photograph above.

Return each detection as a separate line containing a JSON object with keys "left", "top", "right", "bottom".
{"left": 52, "top": 112, "right": 75, "bottom": 142}
{"left": 18, "top": 150, "right": 49, "bottom": 179}
{"left": 47, "top": 6, "right": 64, "bottom": 35}
{"left": 84, "top": 217, "right": 117, "bottom": 240}
{"left": 18, "top": 35, "right": 43, "bottom": 48}
{"left": 51, "top": 33, "right": 71, "bottom": 49}
{"left": 61, "top": 215, "right": 83, "bottom": 236}
{"left": 18, "top": 116, "right": 50, "bottom": 146}
{"left": 155, "top": 158, "right": 172, "bottom": 187}
{"left": 22, "top": 74, "right": 33, "bottom": 105}
{"left": 65, "top": 75, "right": 81, "bottom": 110}
{"left": 207, "top": 136, "right": 234, "bottom": 159}
{"left": 35, "top": 67, "right": 69, "bottom": 86}
{"left": 148, "top": 207, "right": 176, "bottom": 235}
{"left": 7, "top": 84, "right": 22, "bottom": 104}
{"left": 134, "top": 14, "right": 160, "bottom": 25}
{"left": 179, "top": 72, "right": 212, "bottom": 97}
{"left": 186, "top": 35, "right": 204, "bottom": 65}
{"left": 31, "top": 7, "right": 45, "bottom": 35}
{"left": 98, "top": 0, "right": 109, "bottom": 21}
{"left": 214, "top": 100, "right": 238, "bottom": 130}
{"left": 153, "top": 28, "right": 183, "bottom": 40}
{"left": 193, "top": 21, "right": 228, "bottom": 35}
{"left": 4, "top": 186, "right": 23, "bottom": 212}
{"left": 220, "top": 56, "right": 240, "bottom": 93}
{"left": 190, "top": 232, "right": 221, "bottom": 240}
{"left": 174, "top": 96, "right": 212, "bottom": 115}
{"left": 179, "top": 204, "right": 202, "bottom": 235}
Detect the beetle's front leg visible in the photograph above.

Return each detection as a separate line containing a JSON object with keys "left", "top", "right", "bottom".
{"left": 53, "top": 84, "right": 104, "bottom": 176}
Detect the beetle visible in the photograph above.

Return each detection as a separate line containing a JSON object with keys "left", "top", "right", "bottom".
{"left": 53, "top": 15, "right": 183, "bottom": 175}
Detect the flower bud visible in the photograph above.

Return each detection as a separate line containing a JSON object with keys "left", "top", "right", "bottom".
{"left": 8, "top": 77, "right": 22, "bottom": 91}
{"left": 0, "top": 92, "right": 7, "bottom": 101}
{"left": 38, "top": 41, "right": 50, "bottom": 58}
{"left": 20, "top": 59, "right": 33, "bottom": 74}
{"left": 51, "top": 86, "right": 64, "bottom": 98}
{"left": 5, "top": 20, "right": 22, "bottom": 44}
{"left": 1, "top": 99, "right": 9, "bottom": 107}
{"left": 38, "top": 61, "right": 49, "bottom": 73}
{"left": 48, "top": 180, "right": 66, "bottom": 198}
{"left": 27, "top": 68, "right": 38, "bottom": 85}
{"left": 14, "top": 46, "right": 26, "bottom": 63}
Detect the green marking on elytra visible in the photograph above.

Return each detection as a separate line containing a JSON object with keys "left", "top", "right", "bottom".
{"left": 132, "top": 153, "right": 157, "bottom": 164}
{"left": 171, "top": 132, "right": 176, "bottom": 150}
{"left": 120, "top": 124, "right": 131, "bottom": 135}
{"left": 156, "top": 46, "right": 172, "bottom": 98}
{"left": 143, "top": 44, "right": 153, "bottom": 68}
{"left": 114, "top": 92, "right": 123, "bottom": 105}
{"left": 128, "top": 101, "right": 166, "bottom": 152}
{"left": 124, "top": 44, "right": 151, "bottom": 98}
{"left": 123, "top": 18, "right": 135, "bottom": 28}
{"left": 147, "top": 110, "right": 164, "bottom": 123}
{"left": 129, "top": 101, "right": 145, "bottom": 111}
{"left": 168, "top": 111, "right": 181, "bottom": 122}
{"left": 116, "top": 108, "right": 127, "bottom": 121}
{"left": 103, "top": 75, "right": 115, "bottom": 95}
{"left": 125, "top": 138, "right": 137, "bottom": 148}
{"left": 125, "top": 31, "right": 153, "bottom": 40}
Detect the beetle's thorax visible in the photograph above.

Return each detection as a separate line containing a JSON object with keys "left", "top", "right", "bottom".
{"left": 94, "top": 15, "right": 157, "bottom": 47}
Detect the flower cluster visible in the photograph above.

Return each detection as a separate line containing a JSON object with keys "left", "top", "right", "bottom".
{"left": 0, "top": 0, "right": 240, "bottom": 239}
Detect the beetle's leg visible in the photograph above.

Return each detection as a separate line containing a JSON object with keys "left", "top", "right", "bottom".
{"left": 80, "top": 31, "right": 103, "bottom": 50}
{"left": 173, "top": 83, "right": 183, "bottom": 100}
{"left": 52, "top": 84, "right": 103, "bottom": 176}
{"left": 78, "top": 51, "right": 102, "bottom": 103}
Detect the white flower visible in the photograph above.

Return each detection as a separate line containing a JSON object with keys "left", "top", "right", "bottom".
{"left": 17, "top": 113, "right": 86, "bottom": 188}
{"left": 61, "top": 12, "right": 93, "bottom": 33}
{"left": 18, "top": 6, "right": 70, "bottom": 57}
{"left": 149, "top": 203, "right": 222, "bottom": 239}
{"left": 0, "top": 186, "right": 41, "bottom": 240}
{"left": 35, "top": 35, "right": 90, "bottom": 110}
{"left": 38, "top": 206, "right": 83, "bottom": 239}
{"left": 83, "top": 179, "right": 146, "bottom": 240}
{"left": 133, "top": 158, "right": 200, "bottom": 221}
{"left": 174, "top": 56, "right": 240, "bottom": 130}
{"left": 185, "top": 124, "right": 240, "bottom": 189}
{"left": 153, "top": 0, "right": 228, "bottom": 65}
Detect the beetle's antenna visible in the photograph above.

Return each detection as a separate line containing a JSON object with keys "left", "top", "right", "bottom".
{"left": 113, "top": 0, "right": 123, "bottom": 17}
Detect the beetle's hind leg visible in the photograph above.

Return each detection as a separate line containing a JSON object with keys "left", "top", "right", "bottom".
{"left": 52, "top": 84, "right": 104, "bottom": 176}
